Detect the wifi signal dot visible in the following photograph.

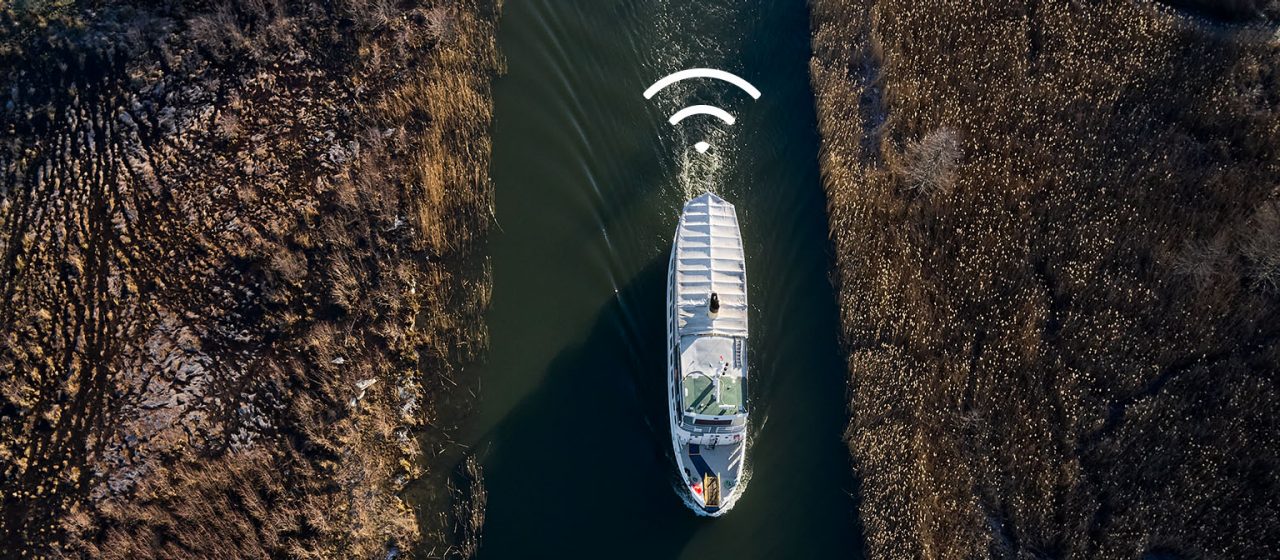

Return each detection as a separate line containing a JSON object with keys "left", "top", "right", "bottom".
{"left": 695, "top": 142, "right": 711, "bottom": 153}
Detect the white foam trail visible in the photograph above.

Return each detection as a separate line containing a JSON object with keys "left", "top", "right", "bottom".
{"left": 647, "top": 0, "right": 744, "bottom": 203}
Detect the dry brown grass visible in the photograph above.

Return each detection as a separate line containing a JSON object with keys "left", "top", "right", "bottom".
{"left": 811, "top": 1, "right": 1279, "bottom": 558}
{"left": 900, "top": 128, "right": 961, "bottom": 198}
{"left": 0, "top": 0, "right": 500, "bottom": 557}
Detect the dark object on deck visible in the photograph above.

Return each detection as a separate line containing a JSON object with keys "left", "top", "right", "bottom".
{"left": 688, "top": 443, "right": 713, "bottom": 478}
{"left": 709, "top": 292, "right": 720, "bottom": 314}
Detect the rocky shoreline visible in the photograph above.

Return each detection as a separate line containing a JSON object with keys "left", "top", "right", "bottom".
{"left": 811, "top": 1, "right": 1278, "bottom": 558}
{"left": 0, "top": 1, "right": 499, "bottom": 557}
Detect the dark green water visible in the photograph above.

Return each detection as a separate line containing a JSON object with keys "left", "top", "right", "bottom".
{"left": 464, "top": 1, "right": 864, "bottom": 557}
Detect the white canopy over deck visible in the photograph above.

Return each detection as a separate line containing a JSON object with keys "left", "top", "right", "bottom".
{"left": 673, "top": 193, "right": 748, "bottom": 337}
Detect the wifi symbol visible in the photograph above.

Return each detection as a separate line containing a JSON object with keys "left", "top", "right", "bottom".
{"left": 644, "top": 68, "right": 761, "bottom": 154}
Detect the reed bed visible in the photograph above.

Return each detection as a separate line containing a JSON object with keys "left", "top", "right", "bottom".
{"left": 0, "top": 0, "right": 500, "bottom": 556}
{"left": 811, "top": 1, "right": 1279, "bottom": 557}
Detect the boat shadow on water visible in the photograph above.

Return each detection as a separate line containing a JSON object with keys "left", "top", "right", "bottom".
{"left": 474, "top": 256, "right": 720, "bottom": 559}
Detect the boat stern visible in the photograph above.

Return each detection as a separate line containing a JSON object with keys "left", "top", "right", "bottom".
{"left": 673, "top": 438, "right": 746, "bottom": 516}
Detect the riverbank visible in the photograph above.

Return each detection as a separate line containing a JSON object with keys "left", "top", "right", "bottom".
{"left": 811, "top": 1, "right": 1278, "bottom": 557}
{"left": 0, "top": 1, "right": 498, "bottom": 556}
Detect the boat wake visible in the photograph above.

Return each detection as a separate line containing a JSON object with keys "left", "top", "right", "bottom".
{"left": 646, "top": 0, "right": 748, "bottom": 203}
{"left": 674, "top": 132, "right": 734, "bottom": 201}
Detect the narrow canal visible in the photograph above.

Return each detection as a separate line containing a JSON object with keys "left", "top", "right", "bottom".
{"left": 458, "top": 1, "right": 864, "bottom": 557}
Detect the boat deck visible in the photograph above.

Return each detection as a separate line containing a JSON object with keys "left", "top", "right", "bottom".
{"left": 677, "top": 441, "right": 744, "bottom": 512}
{"left": 679, "top": 335, "right": 745, "bottom": 416}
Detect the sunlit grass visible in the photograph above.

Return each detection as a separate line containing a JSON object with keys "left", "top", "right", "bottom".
{"left": 811, "top": 1, "right": 1279, "bottom": 557}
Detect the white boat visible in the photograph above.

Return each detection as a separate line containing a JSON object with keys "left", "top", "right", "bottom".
{"left": 666, "top": 192, "right": 749, "bottom": 516}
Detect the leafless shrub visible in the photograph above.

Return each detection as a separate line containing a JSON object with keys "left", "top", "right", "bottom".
{"left": 1173, "top": 237, "right": 1230, "bottom": 290}
{"left": 1242, "top": 200, "right": 1280, "bottom": 292}
{"left": 902, "top": 127, "right": 960, "bottom": 197}
{"left": 216, "top": 110, "right": 242, "bottom": 139}
{"left": 187, "top": 4, "right": 247, "bottom": 60}
{"left": 255, "top": 0, "right": 298, "bottom": 58}
{"left": 328, "top": 255, "right": 360, "bottom": 312}
{"left": 187, "top": 0, "right": 297, "bottom": 62}
{"left": 270, "top": 244, "right": 309, "bottom": 286}
{"left": 425, "top": 7, "right": 455, "bottom": 42}
{"left": 367, "top": 0, "right": 399, "bottom": 30}
{"left": 337, "top": 0, "right": 404, "bottom": 34}
{"left": 236, "top": 179, "right": 259, "bottom": 204}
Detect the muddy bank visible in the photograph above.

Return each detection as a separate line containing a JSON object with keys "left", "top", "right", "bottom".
{"left": 810, "top": 1, "right": 1278, "bottom": 558}
{"left": 0, "top": 0, "right": 499, "bottom": 557}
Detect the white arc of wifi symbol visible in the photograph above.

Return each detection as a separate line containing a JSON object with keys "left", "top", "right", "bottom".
{"left": 644, "top": 68, "right": 761, "bottom": 153}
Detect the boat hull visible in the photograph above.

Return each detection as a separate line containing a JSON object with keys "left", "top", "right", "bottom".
{"left": 666, "top": 192, "right": 749, "bottom": 516}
